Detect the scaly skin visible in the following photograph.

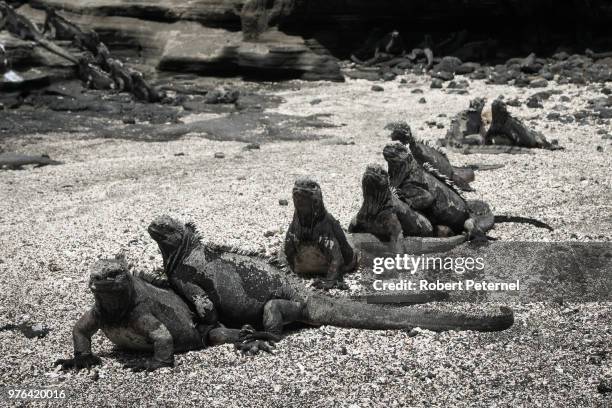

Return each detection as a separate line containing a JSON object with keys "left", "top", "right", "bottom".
{"left": 384, "top": 143, "right": 470, "bottom": 234}
{"left": 131, "top": 71, "right": 162, "bottom": 102}
{"left": 108, "top": 58, "right": 133, "bottom": 92}
{"left": 147, "top": 216, "right": 515, "bottom": 337}
{"left": 284, "top": 177, "right": 358, "bottom": 289}
{"left": 386, "top": 121, "right": 475, "bottom": 191}
{"left": 348, "top": 164, "right": 434, "bottom": 252}
{"left": 54, "top": 258, "right": 279, "bottom": 372}
{"left": 486, "top": 99, "right": 562, "bottom": 150}
{"left": 77, "top": 54, "right": 114, "bottom": 90}
{"left": 0, "top": 2, "right": 77, "bottom": 63}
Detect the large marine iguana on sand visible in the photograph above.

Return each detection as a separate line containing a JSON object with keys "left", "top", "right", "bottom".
{"left": 284, "top": 177, "right": 358, "bottom": 289}
{"left": 42, "top": 7, "right": 100, "bottom": 54}
{"left": 441, "top": 98, "right": 561, "bottom": 153}
{"left": 0, "top": 2, "right": 77, "bottom": 64}
{"left": 55, "top": 258, "right": 280, "bottom": 372}
{"left": 384, "top": 143, "right": 553, "bottom": 235}
{"left": 485, "top": 99, "right": 562, "bottom": 150}
{"left": 147, "top": 215, "right": 514, "bottom": 336}
{"left": 348, "top": 164, "right": 434, "bottom": 250}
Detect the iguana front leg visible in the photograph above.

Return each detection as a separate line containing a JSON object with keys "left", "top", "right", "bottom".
{"left": 54, "top": 308, "right": 102, "bottom": 370}
{"left": 398, "top": 183, "right": 434, "bottom": 210}
{"left": 123, "top": 312, "right": 174, "bottom": 372}
{"left": 170, "top": 277, "right": 218, "bottom": 325}
{"left": 312, "top": 236, "right": 347, "bottom": 290}
{"left": 208, "top": 325, "right": 280, "bottom": 355}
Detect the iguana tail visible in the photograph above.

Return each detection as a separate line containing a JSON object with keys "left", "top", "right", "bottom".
{"left": 305, "top": 296, "right": 514, "bottom": 332}
{"left": 453, "top": 146, "right": 534, "bottom": 155}
{"left": 494, "top": 215, "right": 553, "bottom": 231}
{"left": 460, "top": 164, "right": 505, "bottom": 171}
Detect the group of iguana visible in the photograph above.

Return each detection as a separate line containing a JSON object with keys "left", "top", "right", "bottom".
{"left": 0, "top": 2, "right": 163, "bottom": 102}
{"left": 441, "top": 97, "right": 563, "bottom": 154}
{"left": 55, "top": 215, "right": 515, "bottom": 371}
{"left": 55, "top": 120, "right": 556, "bottom": 370}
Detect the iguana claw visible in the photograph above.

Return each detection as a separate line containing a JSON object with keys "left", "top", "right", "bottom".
{"left": 234, "top": 325, "right": 279, "bottom": 355}
{"left": 54, "top": 354, "right": 101, "bottom": 370}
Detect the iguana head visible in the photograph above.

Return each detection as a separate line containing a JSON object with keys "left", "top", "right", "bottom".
{"left": 491, "top": 99, "right": 509, "bottom": 123}
{"left": 148, "top": 215, "right": 199, "bottom": 272}
{"left": 360, "top": 164, "right": 392, "bottom": 214}
{"left": 292, "top": 177, "right": 326, "bottom": 226}
{"left": 89, "top": 257, "right": 134, "bottom": 319}
{"left": 89, "top": 257, "right": 131, "bottom": 293}
{"left": 469, "top": 97, "right": 486, "bottom": 113}
{"left": 383, "top": 143, "right": 414, "bottom": 186}
{"left": 385, "top": 121, "right": 414, "bottom": 146}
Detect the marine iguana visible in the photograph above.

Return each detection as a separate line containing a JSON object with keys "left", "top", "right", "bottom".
{"left": 284, "top": 177, "right": 358, "bottom": 289}
{"left": 55, "top": 258, "right": 279, "bottom": 372}
{"left": 348, "top": 164, "right": 434, "bottom": 251}
{"left": 441, "top": 98, "right": 561, "bottom": 153}
{"left": 131, "top": 71, "right": 163, "bottom": 103}
{"left": 147, "top": 215, "right": 514, "bottom": 335}
{"left": 384, "top": 143, "right": 553, "bottom": 234}
{"left": 0, "top": 2, "right": 77, "bottom": 64}
{"left": 485, "top": 99, "right": 562, "bottom": 150}
{"left": 384, "top": 142, "right": 472, "bottom": 234}
{"left": 42, "top": 7, "right": 100, "bottom": 54}
{"left": 351, "top": 30, "right": 406, "bottom": 66}
{"left": 0, "top": 152, "right": 62, "bottom": 169}
{"left": 77, "top": 54, "right": 114, "bottom": 90}
{"left": 108, "top": 58, "right": 133, "bottom": 92}
{"left": 386, "top": 121, "right": 476, "bottom": 192}
{"left": 95, "top": 42, "right": 111, "bottom": 71}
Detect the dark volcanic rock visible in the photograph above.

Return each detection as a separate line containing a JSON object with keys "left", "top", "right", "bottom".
{"left": 432, "top": 56, "right": 462, "bottom": 74}
{"left": 431, "top": 71, "right": 454, "bottom": 81}
{"left": 529, "top": 78, "right": 548, "bottom": 88}
{"left": 371, "top": 85, "right": 384, "bottom": 92}
{"left": 430, "top": 79, "right": 444, "bottom": 89}
{"left": 526, "top": 95, "right": 543, "bottom": 109}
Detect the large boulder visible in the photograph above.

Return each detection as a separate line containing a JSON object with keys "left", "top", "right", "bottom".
{"left": 159, "top": 28, "right": 343, "bottom": 81}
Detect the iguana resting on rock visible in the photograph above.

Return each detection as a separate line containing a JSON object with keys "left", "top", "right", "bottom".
{"left": 42, "top": 7, "right": 100, "bottom": 54}
{"left": 0, "top": 2, "right": 77, "bottom": 64}
{"left": 148, "top": 215, "right": 514, "bottom": 336}
{"left": 95, "top": 42, "right": 111, "bottom": 71}
{"left": 348, "top": 164, "right": 434, "bottom": 251}
{"left": 77, "top": 54, "right": 114, "bottom": 90}
{"left": 131, "top": 71, "right": 163, "bottom": 103}
{"left": 55, "top": 258, "right": 280, "bottom": 372}
{"left": 0, "top": 152, "right": 62, "bottom": 169}
{"left": 284, "top": 177, "right": 358, "bottom": 289}
{"left": 108, "top": 58, "right": 133, "bottom": 92}
{"left": 485, "top": 99, "right": 562, "bottom": 150}
{"left": 351, "top": 30, "right": 406, "bottom": 66}
{"left": 384, "top": 143, "right": 553, "bottom": 235}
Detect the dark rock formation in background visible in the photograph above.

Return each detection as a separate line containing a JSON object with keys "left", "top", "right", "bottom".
{"left": 5, "top": 0, "right": 612, "bottom": 82}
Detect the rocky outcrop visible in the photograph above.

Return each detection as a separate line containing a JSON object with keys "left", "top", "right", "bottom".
{"left": 23, "top": 2, "right": 342, "bottom": 80}
{"left": 158, "top": 28, "right": 343, "bottom": 81}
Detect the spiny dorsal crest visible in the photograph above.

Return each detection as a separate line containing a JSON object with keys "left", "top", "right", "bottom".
{"left": 204, "top": 242, "right": 288, "bottom": 270}
{"left": 422, "top": 162, "right": 464, "bottom": 198}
